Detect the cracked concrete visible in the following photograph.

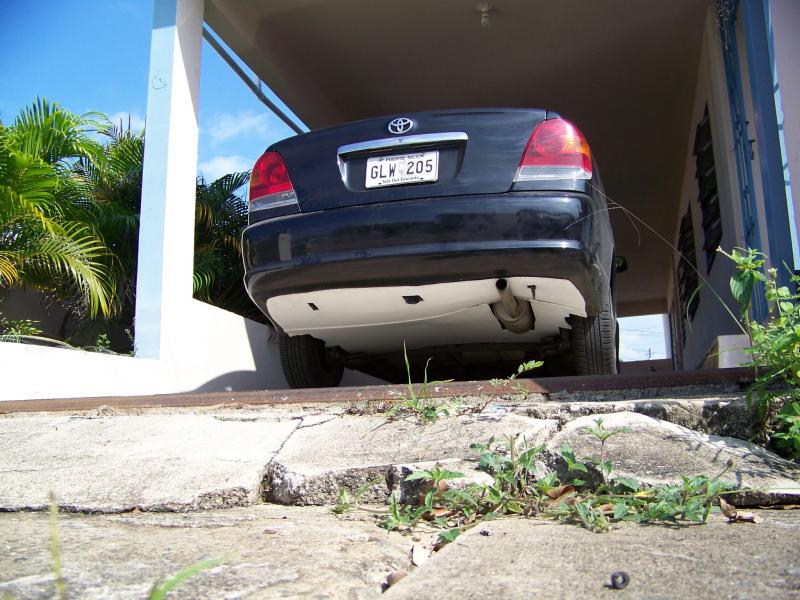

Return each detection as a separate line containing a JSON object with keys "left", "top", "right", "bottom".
{"left": 386, "top": 510, "right": 800, "bottom": 600}
{"left": 517, "top": 395, "right": 757, "bottom": 438}
{"left": 544, "top": 412, "right": 800, "bottom": 505}
{"left": 1, "top": 386, "right": 800, "bottom": 599}
{"left": 1, "top": 391, "right": 797, "bottom": 513}
{"left": 0, "top": 505, "right": 413, "bottom": 599}
{"left": 263, "top": 413, "right": 557, "bottom": 505}
{"left": 0, "top": 414, "right": 299, "bottom": 512}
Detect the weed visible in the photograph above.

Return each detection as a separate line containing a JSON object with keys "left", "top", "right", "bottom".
{"left": 773, "top": 402, "right": 800, "bottom": 459}
{"left": 94, "top": 333, "right": 111, "bottom": 351}
{"left": 0, "top": 317, "right": 42, "bottom": 341}
{"left": 489, "top": 359, "right": 543, "bottom": 395}
{"left": 559, "top": 442, "right": 588, "bottom": 485}
{"left": 581, "top": 417, "right": 631, "bottom": 485}
{"left": 381, "top": 493, "right": 421, "bottom": 533}
{"left": 405, "top": 464, "right": 466, "bottom": 488}
{"left": 148, "top": 556, "right": 226, "bottom": 600}
{"left": 385, "top": 343, "right": 453, "bottom": 425}
{"left": 39, "top": 492, "right": 225, "bottom": 599}
{"left": 378, "top": 425, "right": 732, "bottom": 544}
{"left": 332, "top": 478, "right": 383, "bottom": 514}
{"left": 48, "top": 493, "right": 65, "bottom": 600}
{"left": 720, "top": 247, "right": 800, "bottom": 456}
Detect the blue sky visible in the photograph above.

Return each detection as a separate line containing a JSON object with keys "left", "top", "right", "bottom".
{"left": 0, "top": 0, "right": 300, "bottom": 181}
{"left": 0, "top": 0, "right": 668, "bottom": 361}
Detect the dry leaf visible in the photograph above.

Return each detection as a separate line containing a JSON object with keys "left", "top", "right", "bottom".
{"left": 416, "top": 480, "right": 450, "bottom": 505}
{"left": 597, "top": 503, "right": 615, "bottom": 515}
{"left": 421, "top": 507, "right": 453, "bottom": 521}
{"left": 411, "top": 544, "right": 429, "bottom": 566}
{"left": 719, "top": 497, "right": 737, "bottom": 519}
{"left": 386, "top": 570, "right": 407, "bottom": 587}
{"left": 546, "top": 485, "right": 575, "bottom": 499}
{"left": 720, "top": 498, "right": 764, "bottom": 523}
{"left": 732, "top": 512, "right": 764, "bottom": 524}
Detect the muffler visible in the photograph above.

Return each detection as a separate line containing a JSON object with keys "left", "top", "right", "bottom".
{"left": 491, "top": 279, "right": 534, "bottom": 333}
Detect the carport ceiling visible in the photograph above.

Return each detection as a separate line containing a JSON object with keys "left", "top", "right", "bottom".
{"left": 205, "top": 0, "right": 713, "bottom": 317}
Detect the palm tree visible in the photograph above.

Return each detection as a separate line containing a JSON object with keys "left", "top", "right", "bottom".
{"left": 1, "top": 98, "right": 261, "bottom": 348}
{"left": 193, "top": 172, "right": 261, "bottom": 320}
{"left": 74, "top": 121, "right": 143, "bottom": 320}
{"left": 0, "top": 99, "right": 114, "bottom": 318}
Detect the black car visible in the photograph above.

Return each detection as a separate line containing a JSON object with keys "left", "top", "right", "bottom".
{"left": 242, "top": 109, "right": 617, "bottom": 387}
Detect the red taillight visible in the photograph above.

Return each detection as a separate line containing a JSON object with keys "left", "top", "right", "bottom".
{"left": 515, "top": 118, "right": 592, "bottom": 181}
{"left": 249, "top": 151, "right": 298, "bottom": 210}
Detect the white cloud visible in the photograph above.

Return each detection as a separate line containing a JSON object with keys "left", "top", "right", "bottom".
{"left": 198, "top": 155, "right": 252, "bottom": 182}
{"left": 107, "top": 111, "right": 145, "bottom": 132}
{"left": 205, "top": 111, "right": 270, "bottom": 144}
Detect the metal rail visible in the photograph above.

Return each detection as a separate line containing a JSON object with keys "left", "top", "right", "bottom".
{"left": 202, "top": 26, "right": 305, "bottom": 136}
{"left": 0, "top": 368, "right": 755, "bottom": 414}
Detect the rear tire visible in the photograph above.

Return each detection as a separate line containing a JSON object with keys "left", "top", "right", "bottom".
{"left": 279, "top": 333, "right": 344, "bottom": 388}
{"left": 572, "top": 299, "right": 618, "bottom": 375}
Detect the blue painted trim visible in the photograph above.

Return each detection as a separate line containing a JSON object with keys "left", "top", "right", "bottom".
{"left": 763, "top": 0, "right": 799, "bottom": 269}
{"left": 742, "top": 0, "right": 796, "bottom": 281}
{"left": 718, "top": 0, "right": 768, "bottom": 320}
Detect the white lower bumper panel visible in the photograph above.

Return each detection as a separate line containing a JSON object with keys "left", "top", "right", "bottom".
{"left": 266, "top": 277, "right": 587, "bottom": 354}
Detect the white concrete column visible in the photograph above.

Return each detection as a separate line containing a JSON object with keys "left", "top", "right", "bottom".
{"left": 135, "top": 0, "right": 204, "bottom": 359}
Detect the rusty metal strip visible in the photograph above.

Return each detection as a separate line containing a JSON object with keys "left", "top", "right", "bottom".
{"left": 0, "top": 368, "right": 755, "bottom": 414}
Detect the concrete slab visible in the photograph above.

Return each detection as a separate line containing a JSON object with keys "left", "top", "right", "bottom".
{"left": 545, "top": 412, "right": 800, "bottom": 505}
{"left": 386, "top": 510, "right": 800, "bottom": 599}
{"left": 265, "top": 412, "right": 558, "bottom": 505}
{"left": 518, "top": 395, "right": 756, "bottom": 439}
{"left": 0, "top": 505, "right": 412, "bottom": 599}
{"left": 1, "top": 399, "right": 797, "bottom": 514}
{"left": 0, "top": 414, "right": 298, "bottom": 512}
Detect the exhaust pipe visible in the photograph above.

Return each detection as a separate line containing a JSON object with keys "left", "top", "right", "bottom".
{"left": 491, "top": 279, "right": 534, "bottom": 333}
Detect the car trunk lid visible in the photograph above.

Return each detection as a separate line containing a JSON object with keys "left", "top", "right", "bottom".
{"left": 270, "top": 108, "right": 547, "bottom": 212}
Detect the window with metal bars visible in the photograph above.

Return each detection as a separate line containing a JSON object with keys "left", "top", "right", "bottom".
{"left": 693, "top": 105, "right": 723, "bottom": 272}
{"left": 676, "top": 208, "right": 700, "bottom": 340}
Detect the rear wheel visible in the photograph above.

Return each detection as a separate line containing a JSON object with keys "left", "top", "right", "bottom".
{"left": 571, "top": 299, "right": 618, "bottom": 375}
{"left": 279, "top": 333, "right": 344, "bottom": 388}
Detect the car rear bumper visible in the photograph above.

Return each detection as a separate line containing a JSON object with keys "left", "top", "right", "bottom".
{"left": 242, "top": 191, "right": 612, "bottom": 326}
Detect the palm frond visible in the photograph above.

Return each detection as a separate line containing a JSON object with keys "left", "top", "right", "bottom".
{"left": 192, "top": 248, "right": 225, "bottom": 299}
{"left": 21, "top": 222, "right": 115, "bottom": 317}
{"left": 0, "top": 252, "right": 19, "bottom": 286}
{"left": 9, "top": 98, "right": 105, "bottom": 168}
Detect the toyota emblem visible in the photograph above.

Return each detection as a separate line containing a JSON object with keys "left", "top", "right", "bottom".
{"left": 387, "top": 117, "right": 414, "bottom": 135}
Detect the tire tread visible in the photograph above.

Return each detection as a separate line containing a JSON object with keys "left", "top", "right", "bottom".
{"left": 572, "top": 300, "right": 617, "bottom": 375}
{"left": 279, "top": 334, "right": 344, "bottom": 388}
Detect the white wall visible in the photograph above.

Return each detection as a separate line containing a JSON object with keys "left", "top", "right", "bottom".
{"left": 159, "top": 299, "right": 286, "bottom": 392}
{"left": 0, "top": 297, "right": 379, "bottom": 400}
{"left": 0, "top": 299, "right": 289, "bottom": 400}
{"left": 668, "top": 8, "right": 747, "bottom": 370}
{"left": 0, "top": 344, "right": 163, "bottom": 400}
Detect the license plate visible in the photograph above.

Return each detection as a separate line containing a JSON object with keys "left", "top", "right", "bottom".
{"left": 365, "top": 151, "right": 439, "bottom": 188}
